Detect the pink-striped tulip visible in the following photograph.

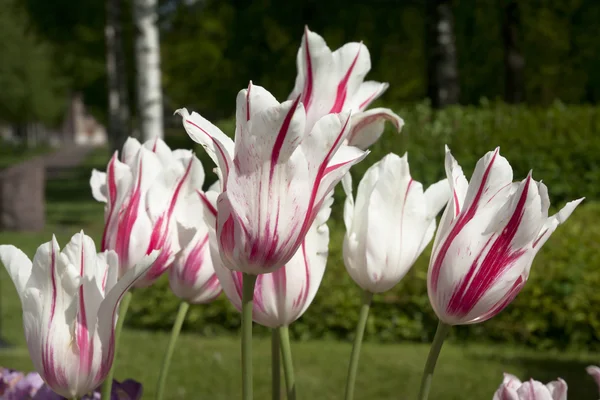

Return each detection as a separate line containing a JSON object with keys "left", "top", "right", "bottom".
{"left": 289, "top": 26, "right": 404, "bottom": 150}
{"left": 0, "top": 232, "right": 157, "bottom": 398}
{"left": 342, "top": 153, "right": 449, "bottom": 293}
{"left": 177, "top": 82, "right": 367, "bottom": 274}
{"left": 493, "top": 373, "right": 567, "bottom": 400}
{"left": 428, "top": 147, "right": 583, "bottom": 325}
{"left": 201, "top": 185, "right": 332, "bottom": 327}
{"left": 168, "top": 184, "right": 222, "bottom": 304}
{"left": 90, "top": 137, "right": 205, "bottom": 287}
{"left": 587, "top": 366, "right": 600, "bottom": 395}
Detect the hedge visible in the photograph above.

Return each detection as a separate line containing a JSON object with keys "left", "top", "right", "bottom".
{"left": 130, "top": 102, "right": 600, "bottom": 349}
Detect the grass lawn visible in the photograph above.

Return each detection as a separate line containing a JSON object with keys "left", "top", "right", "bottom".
{"left": 0, "top": 145, "right": 599, "bottom": 399}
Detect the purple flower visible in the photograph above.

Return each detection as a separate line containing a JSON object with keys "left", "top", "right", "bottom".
{"left": 1, "top": 368, "right": 141, "bottom": 400}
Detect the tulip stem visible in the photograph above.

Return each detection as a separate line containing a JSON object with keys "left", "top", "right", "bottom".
{"left": 101, "top": 291, "right": 133, "bottom": 400}
{"left": 417, "top": 320, "right": 451, "bottom": 400}
{"left": 271, "top": 328, "right": 281, "bottom": 400}
{"left": 242, "top": 273, "right": 257, "bottom": 400}
{"left": 278, "top": 325, "right": 296, "bottom": 400}
{"left": 344, "top": 290, "right": 373, "bottom": 400}
{"left": 156, "top": 301, "right": 190, "bottom": 400}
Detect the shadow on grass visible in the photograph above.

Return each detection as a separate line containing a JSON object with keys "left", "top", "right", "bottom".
{"left": 470, "top": 351, "right": 599, "bottom": 398}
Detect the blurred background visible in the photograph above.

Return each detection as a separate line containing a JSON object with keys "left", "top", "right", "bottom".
{"left": 1, "top": 0, "right": 600, "bottom": 398}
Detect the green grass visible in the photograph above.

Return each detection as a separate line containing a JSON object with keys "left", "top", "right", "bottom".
{"left": 0, "top": 145, "right": 599, "bottom": 399}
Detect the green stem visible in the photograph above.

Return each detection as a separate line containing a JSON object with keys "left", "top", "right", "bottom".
{"left": 100, "top": 291, "right": 133, "bottom": 400}
{"left": 156, "top": 301, "right": 190, "bottom": 400}
{"left": 344, "top": 290, "right": 373, "bottom": 400}
{"left": 278, "top": 325, "right": 296, "bottom": 400}
{"left": 271, "top": 328, "right": 281, "bottom": 400}
{"left": 242, "top": 273, "right": 258, "bottom": 400}
{"left": 417, "top": 320, "right": 451, "bottom": 400}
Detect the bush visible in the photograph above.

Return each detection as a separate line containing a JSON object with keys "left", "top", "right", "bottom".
{"left": 133, "top": 102, "right": 599, "bottom": 349}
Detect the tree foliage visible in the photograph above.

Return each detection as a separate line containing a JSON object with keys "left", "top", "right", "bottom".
{"left": 4, "top": 0, "right": 600, "bottom": 124}
{"left": 0, "top": 0, "right": 66, "bottom": 124}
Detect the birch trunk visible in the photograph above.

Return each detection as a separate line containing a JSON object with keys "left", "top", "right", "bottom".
{"left": 426, "top": 0, "right": 460, "bottom": 108}
{"left": 134, "top": 0, "right": 164, "bottom": 141}
{"left": 105, "top": 0, "right": 130, "bottom": 153}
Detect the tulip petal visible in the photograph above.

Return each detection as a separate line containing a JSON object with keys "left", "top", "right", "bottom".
{"left": 61, "top": 232, "right": 104, "bottom": 377}
{"left": 587, "top": 365, "right": 600, "bottom": 394}
{"left": 233, "top": 90, "right": 305, "bottom": 175}
{"left": 493, "top": 373, "right": 522, "bottom": 400}
{"left": 114, "top": 148, "right": 161, "bottom": 273}
{"left": 90, "top": 170, "right": 107, "bottom": 203}
{"left": 532, "top": 197, "right": 584, "bottom": 251}
{"left": 546, "top": 379, "right": 567, "bottom": 400}
{"left": 142, "top": 153, "right": 206, "bottom": 284}
{"left": 443, "top": 176, "right": 543, "bottom": 323}
{"left": 169, "top": 219, "right": 222, "bottom": 304}
{"left": 346, "top": 108, "right": 404, "bottom": 150}
{"left": 99, "top": 153, "right": 133, "bottom": 252}
{"left": 350, "top": 81, "right": 389, "bottom": 111}
{"left": 424, "top": 179, "right": 451, "bottom": 222}
{"left": 303, "top": 112, "right": 367, "bottom": 213}
{"left": 176, "top": 108, "right": 234, "bottom": 187}
{"left": 415, "top": 178, "right": 450, "bottom": 256}
{"left": 143, "top": 137, "right": 173, "bottom": 166}
{"left": 0, "top": 245, "right": 33, "bottom": 297}
{"left": 341, "top": 173, "right": 355, "bottom": 232}
{"left": 96, "top": 250, "right": 158, "bottom": 377}
{"left": 432, "top": 147, "right": 468, "bottom": 251}
{"left": 121, "top": 137, "right": 142, "bottom": 166}
{"left": 290, "top": 27, "right": 372, "bottom": 131}
{"left": 517, "top": 380, "right": 556, "bottom": 400}
{"left": 235, "top": 81, "right": 280, "bottom": 132}
{"left": 222, "top": 96, "right": 312, "bottom": 272}
{"left": 462, "top": 147, "right": 513, "bottom": 213}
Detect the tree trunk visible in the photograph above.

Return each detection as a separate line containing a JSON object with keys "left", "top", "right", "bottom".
{"left": 134, "top": 0, "right": 164, "bottom": 141}
{"left": 426, "top": 0, "right": 460, "bottom": 108}
{"left": 502, "top": 0, "right": 525, "bottom": 104}
{"left": 105, "top": 0, "right": 130, "bottom": 153}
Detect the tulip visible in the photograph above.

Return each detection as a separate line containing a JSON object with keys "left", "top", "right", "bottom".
{"left": 428, "top": 147, "right": 583, "bottom": 326}
{"left": 289, "top": 26, "right": 404, "bottom": 150}
{"left": 91, "top": 138, "right": 204, "bottom": 399}
{"left": 341, "top": 153, "right": 449, "bottom": 400}
{"left": 202, "top": 184, "right": 332, "bottom": 400}
{"left": 0, "top": 232, "right": 157, "bottom": 398}
{"left": 418, "top": 147, "right": 583, "bottom": 400}
{"left": 177, "top": 83, "right": 366, "bottom": 275}
{"left": 587, "top": 366, "right": 600, "bottom": 396}
{"left": 206, "top": 192, "right": 331, "bottom": 328}
{"left": 342, "top": 153, "right": 449, "bottom": 293}
{"left": 493, "top": 373, "right": 567, "bottom": 400}
{"left": 90, "top": 137, "right": 205, "bottom": 287}
{"left": 178, "top": 82, "right": 366, "bottom": 400}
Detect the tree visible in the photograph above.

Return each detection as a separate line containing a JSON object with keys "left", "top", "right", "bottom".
{"left": 501, "top": 0, "right": 524, "bottom": 103}
{"left": 106, "top": 0, "right": 131, "bottom": 152}
{"left": 425, "top": 0, "right": 460, "bottom": 108}
{"left": 134, "top": 0, "right": 164, "bottom": 140}
{"left": 0, "top": 0, "right": 66, "bottom": 129}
